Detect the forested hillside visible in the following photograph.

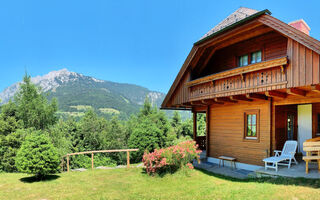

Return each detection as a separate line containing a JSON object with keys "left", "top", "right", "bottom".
{"left": 0, "top": 75, "right": 204, "bottom": 173}
{"left": 0, "top": 69, "right": 190, "bottom": 120}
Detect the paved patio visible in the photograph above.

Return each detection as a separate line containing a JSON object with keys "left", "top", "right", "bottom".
{"left": 255, "top": 162, "right": 320, "bottom": 179}
{"left": 193, "top": 160, "right": 255, "bottom": 179}
{"left": 195, "top": 151, "right": 320, "bottom": 179}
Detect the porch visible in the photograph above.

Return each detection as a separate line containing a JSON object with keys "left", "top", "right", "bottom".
{"left": 194, "top": 159, "right": 320, "bottom": 179}
{"left": 255, "top": 162, "right": 320, "bottom": 179}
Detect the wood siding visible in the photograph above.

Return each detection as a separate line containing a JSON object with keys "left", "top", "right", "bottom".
{"left": 170, "top": 72, "right": 191, "bottom": 106}
{"left": 287, "top": 38, "right": 320, "bottom": 88}
{"left": 190, "top": 59, "right": 287, "bottom": 101}
{"left": 195, "top": 31, "right": 287, "bottom": 78}
{"left": 209, "top": 100, "right": 271, "bottom": 166}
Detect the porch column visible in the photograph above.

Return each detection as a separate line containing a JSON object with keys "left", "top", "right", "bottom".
{"left": 206, "top": 106, "right": 210, "bottom": 157}
{"left": 193, "top": 112, "right": 197, "bottom": 140}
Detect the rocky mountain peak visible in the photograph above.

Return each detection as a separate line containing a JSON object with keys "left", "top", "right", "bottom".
{"left": 0, "top": 68, "right": 83, "bottom": 104}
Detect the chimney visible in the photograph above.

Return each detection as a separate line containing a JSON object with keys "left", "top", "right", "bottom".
{"left": 288, "top": 19, "right": 310, "bottom": 35}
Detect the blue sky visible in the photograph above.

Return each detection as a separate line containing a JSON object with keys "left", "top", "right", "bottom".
{"left": 0, "top": 0, "right": 319, "bottom": 93}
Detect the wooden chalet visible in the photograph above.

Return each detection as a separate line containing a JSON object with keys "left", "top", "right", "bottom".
{"left": 161, "top": 7, "right": 320, "bottom": 170}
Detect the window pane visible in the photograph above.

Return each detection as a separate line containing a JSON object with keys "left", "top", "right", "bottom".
{"left": 252, "top": 114, "right": 256, "bottom": 125}
{"left": 240, "top": 55, "right": 248, "bottom": 67}
{"left": 251, "top": 53, "right": 256, "bottom": 64}
{"left": 247, "top": 115, "right": 251, "bottom": 125}
{"left": 251, "top": 51, "right": 262, "bottom": 64}
{"left": 247, "top": 126, "right": 252, "bottom": 136}
{"left": 256, "top": 51, "right": 262, "bottom": 62}
{"left": 243, "top": 55, "right": 248, "bottom": 65}
{"left": 251, "top": 126, "right": 256, "bottom": 137}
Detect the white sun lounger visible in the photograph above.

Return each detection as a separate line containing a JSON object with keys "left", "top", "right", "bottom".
{"left": 263, "top": 140, "right": 298, "bottom": 172}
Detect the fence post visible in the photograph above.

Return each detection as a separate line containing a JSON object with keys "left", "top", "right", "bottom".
{"left": 91, "top": 152, "right": 94, "bottom": 170}
{"left": 127, "top": 151, "right": 130, "bottom": 168}
{"left": 67, "top": 155, "right": 70, "bottom": 172}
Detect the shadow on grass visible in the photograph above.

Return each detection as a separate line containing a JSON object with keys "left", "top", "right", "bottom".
{"left": 195, "top": 168, "right": 320, "bottom": 189}
{"left": 20, "top": 174, "right": 60, "bottom": 183}
{"left": 140, "top": 167, "right": 180, "bottom": 178}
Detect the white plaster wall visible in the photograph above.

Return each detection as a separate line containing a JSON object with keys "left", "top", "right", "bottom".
{"left": 297, "top": 104, "right": 312, "bottom": 155}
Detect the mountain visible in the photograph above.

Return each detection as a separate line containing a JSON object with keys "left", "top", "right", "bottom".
{"left": 0, "top": 69, "right": 170, "bottom": 119}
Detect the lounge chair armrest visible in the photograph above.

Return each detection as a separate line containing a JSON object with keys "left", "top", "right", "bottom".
{"left": 274, "top": 150, "right": 281, "bottom": 157}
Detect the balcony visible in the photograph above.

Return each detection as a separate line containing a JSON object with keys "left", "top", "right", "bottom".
{"left": 187, "top": 57, "right": 288, "bottom": 101}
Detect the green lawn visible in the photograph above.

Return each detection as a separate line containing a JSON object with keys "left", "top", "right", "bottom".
{"left": 0, "top": 168, "right": 319, "bottom": 200}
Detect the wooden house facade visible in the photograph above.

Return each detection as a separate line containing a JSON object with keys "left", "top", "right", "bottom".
{"left": 161, "top": 8, "right": 320, "bottom": 169}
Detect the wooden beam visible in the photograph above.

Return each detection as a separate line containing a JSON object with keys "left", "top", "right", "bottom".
{"left": 215, "top": 97, "right": 238, "bottom": 103}
{"left": 201, "top": 99, "right": 224, "bottom": 105}
{"left": 311, "top": 84, "right": 320, "bottom": 93}
{"left": 193, "top": 112, "right": 197, "bottom": 140}
{"left": 265, "top": 91, "right": 287, "bottom": 98}
{"left": 191, "top": 101, "right": 206, "bottom": 106}
{"left": 286, "top": 88, "right": 306, "bottom": 96}
{"left": 246, "top": 93, "right": 268, "bottom": 100}
{"left": 206, "top": 106, "right": 210, "bottom": 157}
{"left": 230, "top": 95, "right": 253, "bottom": 102}
{"left": 197, "top": 48, "right": 217, "bottom": 73}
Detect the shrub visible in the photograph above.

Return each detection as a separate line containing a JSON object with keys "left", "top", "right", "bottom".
{"left": 142, "top": 140, "right": 201, "bottom": 175}
{"left": 15, "top": 131, "right": 60, "bottom": 178}
{"left": 0, "top": 129, "right": 31, "bottom": 172}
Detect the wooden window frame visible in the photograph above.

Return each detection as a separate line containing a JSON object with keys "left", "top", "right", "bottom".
{"left": 243, "top": 109, "right": 260, "bottom": 142}
{"left": 250, "top": 50, "right": 262, "bottom": 64}
{"left": 238, "top": 49, "right": 264, "bottom": 67}
{"left": 239, "top": 54, "right": 249, "bottom": 67}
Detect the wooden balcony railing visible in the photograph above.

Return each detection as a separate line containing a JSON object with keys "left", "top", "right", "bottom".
{"left": 188, "top": 57, "right": 288, "bottom": 101}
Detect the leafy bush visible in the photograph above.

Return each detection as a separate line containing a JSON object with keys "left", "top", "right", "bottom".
{"left": 142, "top": 141, "right": 201, "bottom": 175}
{"left": 0, "top": 129, "right": 31, "bottom": 172}
{"left": 15, "top": 131, "right": 60, "bottom": 178}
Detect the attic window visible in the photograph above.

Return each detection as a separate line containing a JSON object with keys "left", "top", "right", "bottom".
{"left": 251, "top": 51, "right": 262, "bottom": 64}
{"left": 239, "top": 55, "right": 248, "bottom": 67}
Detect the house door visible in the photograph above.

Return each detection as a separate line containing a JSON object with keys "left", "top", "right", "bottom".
{"left": 297, "top": 104, "right": 312, "bottom": 155}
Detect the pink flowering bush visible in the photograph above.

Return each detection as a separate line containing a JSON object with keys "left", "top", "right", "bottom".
{"left": 142, "top": 140, "right": 201, "bottom": 175}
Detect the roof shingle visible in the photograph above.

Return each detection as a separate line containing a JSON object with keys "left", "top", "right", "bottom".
{"left": 199, "top": 7, "right": 259, "bottom": 41}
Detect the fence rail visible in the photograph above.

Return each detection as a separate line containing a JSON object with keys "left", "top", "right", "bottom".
{"left": 61, "top": 149, "right": 139, "bottom": 172}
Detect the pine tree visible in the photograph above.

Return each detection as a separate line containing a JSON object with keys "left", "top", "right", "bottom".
{"left": 14, "top": 74, "right": 58, "bottom": 130}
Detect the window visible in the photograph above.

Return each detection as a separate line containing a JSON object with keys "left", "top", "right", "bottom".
{"left": 251, "top": 51, "right": 262, "bottom": 64}
{"left": 244, "top": 110, "right": 259, "bottom": 140}
{"left": 239, "top": 54, "right": 248, "bottom": 67}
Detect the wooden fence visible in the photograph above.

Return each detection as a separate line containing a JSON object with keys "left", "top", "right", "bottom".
{"left": 61, "top": 149, "right": 139, "bottom": 172}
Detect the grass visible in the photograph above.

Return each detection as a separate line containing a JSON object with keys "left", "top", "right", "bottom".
{"left": 0, "top": 168, "right": 319, "bottom": 200}
{"left": 99, "top": 108, "right": 120, "bottom": 114}
{"left": 57, "top": 111, "right": 85, "bottom": 117}
{"left": 69, "top": 105, "right": 93, "bottom": 111}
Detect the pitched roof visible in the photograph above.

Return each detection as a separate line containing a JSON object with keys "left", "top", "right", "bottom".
{"left": 161, "top": 8, "right": 320, "bottom": 109}
{"left": 199, "top": 7, "right": 259, "bottom": 41}
{"left": 195, "top": 9, "right": 271, "bottom": 46}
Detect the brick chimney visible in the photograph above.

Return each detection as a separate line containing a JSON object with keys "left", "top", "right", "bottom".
{"left": 288, "top": 19, "right": 310, "bottom": 35}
